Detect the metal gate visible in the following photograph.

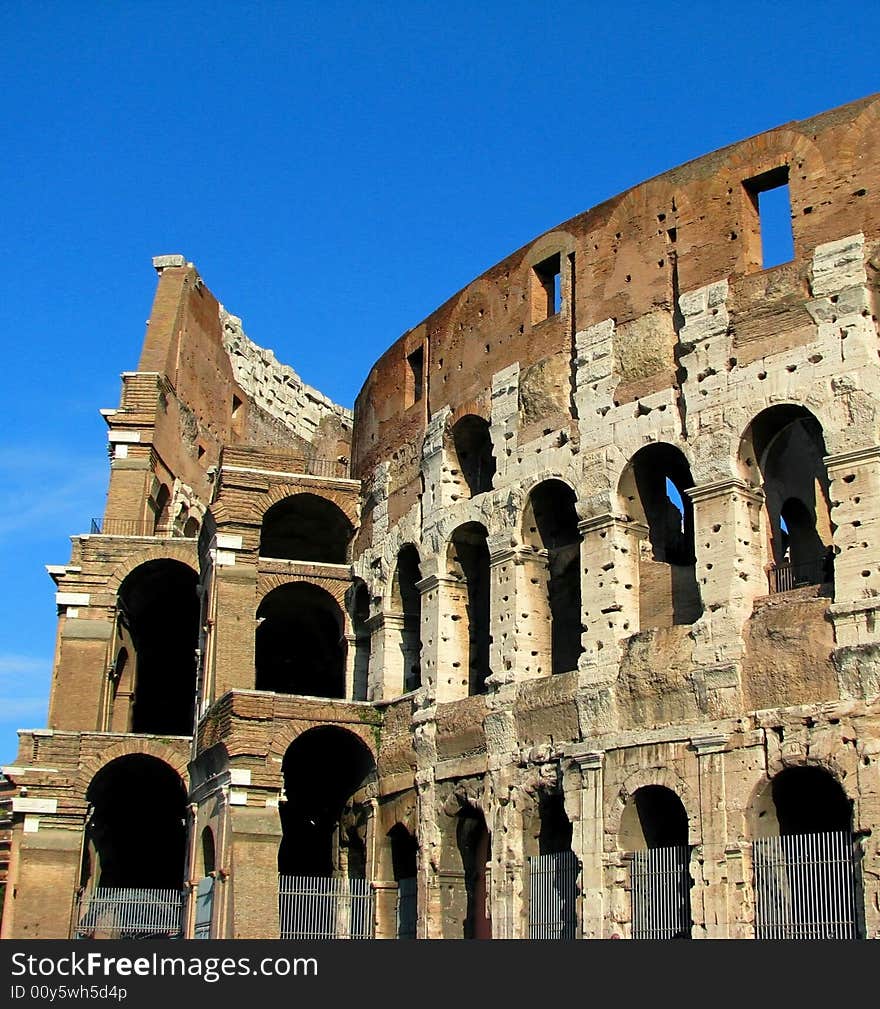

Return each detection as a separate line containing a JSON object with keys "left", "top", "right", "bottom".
{"left": 193, "top": 876, "right": 214, "bottom": 939}
{"left": 278, "top": 876, "right": 374, "bottom": 939}
{"left": 396, "top": 877, "right": 417, "bottom": 939}
{"left": 528, "top": 850, "right": 580, "bottom": 939}
{"left": 631, "top": 846, "right": 692, "bottom": 939}
{"left": 74, "top": 887, "right": 184, "bottom": 939}
{"left": 753, "top": 830, "right": 859, "bottom": 939}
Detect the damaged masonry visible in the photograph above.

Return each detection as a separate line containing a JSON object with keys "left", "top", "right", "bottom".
{"left": 2, "top": 93, "right": 880, "bottom": 940}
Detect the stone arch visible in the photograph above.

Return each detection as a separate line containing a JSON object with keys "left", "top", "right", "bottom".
{"left": 738, "top": 403, "right": 834, "bottom": 589}
{"left": 255, "top": 581, "right": 346, "bottom": 698}
{"left": 259, "top": 490, "right": 354, "bottom": 563}
{"left": 105, "top": 543, "right": 198, "bottom": 598}
{"left": 606, "top": 766, "right": 697, "bottom": 845}
{"left": 746, "top": 755, "right": 856, "bottom": 840}
{"left": 81, "top": 751, "right": 189, "bottom": 890}
{"left": 256, "top": 573, "right": 347, "bottom": 610}
{"left": 445, "top": 522, "right": 491, "bottom": 696}
{"left": 617, "top": 442, "right": 702, "bottom": 628}
{"left": 267, "top": 719, "right": 379, "bottom": 770}
{"left": 277, "top": 725, "right": 378, "bottom": 877}
{"left": 77, "top": 738, "right": 190, "bottom": 795}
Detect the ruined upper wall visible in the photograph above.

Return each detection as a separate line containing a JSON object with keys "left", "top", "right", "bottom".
{"left": 351, "top": 93, "right": 880, "bottom": 484}
{"left": 103, "top": 257, "right": 351, "bottom": 528}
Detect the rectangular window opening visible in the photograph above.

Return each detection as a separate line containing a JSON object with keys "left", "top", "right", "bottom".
{"left": 531, "top": 253, "right": 562, "bottom": 323}
{"left": 744, "top": 166, "right": 794, "bottom": 269}
{"left": 406, "top": 346, "right": 424, "bottom": 407}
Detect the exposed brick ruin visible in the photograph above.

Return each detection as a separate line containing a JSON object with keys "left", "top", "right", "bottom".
{"left": 3, "top": 94, "right": 880, "bottom": 940}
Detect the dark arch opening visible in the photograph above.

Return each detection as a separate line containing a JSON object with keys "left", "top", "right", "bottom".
{"left": 388, "top": 824, "right": 418, "bottom": 939}
{"left": 448, "top": 523, "right": 491, "bottom": 695}
{"left": 279, "top": 727, "right": 376, "bottom": 877}
{"left": 83, "top": 754, "right": 187, "bottom": 889}
{"left": 771, "top": 766, "right": 852, "bottom": 836}
{"left": 538, "top": 790, "right": 573, "bottom": 856}
{"left": 350, "top": 580, "right": 371, "bottom": 701}
{"left": 620, "top": 785, "right": 689, "bottom": 851}
{"left": 201, "top": 827, "right": 216, "bottom": 877}
{"left": 117, "top": 560, "right": 199, "bottom": 736}
{"left": 620, "top": 444, "right": 702, "bottom": 627}
{"left": 260, "top": 493, "right": 353, "bottom": 563}
{"left": 457, "top": 808, "right": 492, "bottom": 939}
{"left": 256, "top": 583, "right": 345, "bottom": 698}
{"left": 523, "top": 480, "right": 583, "bottom": 674}
{"left": 741, "top": 406, "right": 834, "bottom": 590}
{"left": 451, "top": 415, "right": 496, "bottom": 497}
{"left": 392, "top": 545, "right": 422, "bottom": 693}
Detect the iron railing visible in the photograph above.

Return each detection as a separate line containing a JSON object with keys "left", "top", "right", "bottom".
{"left": 768, "top": 553, "right": 833, "bottom": 593}
{"left": 528, "top": 850, "right": 579, "bottom": 939}
{"left": 396, "top": 877, "right": 417, "bottom": 939}
{"left": 753, "top": 830, "right": 859, "bottom": 939}
{"left": 631, "top": 845, "right": 692, "bottom": 939}
{"left": 193, "top": 876, "right": 214, "bottom": 939}
{"left": 278, "top": 876, "right": 374, "bottom": 939}
{"left": 73, "top": 887, "right": 184, "bottom": 939}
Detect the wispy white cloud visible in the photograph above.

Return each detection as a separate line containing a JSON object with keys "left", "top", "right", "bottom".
{"left": 0, "top": 443, "right": 106, "bottom": 540}
{"left": 0, "top": 697, "right": 48, "bottom": 722}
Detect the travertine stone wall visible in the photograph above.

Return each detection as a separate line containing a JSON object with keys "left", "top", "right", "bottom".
{"left": 4, "top": 94, "right": 880, "bottom": 941}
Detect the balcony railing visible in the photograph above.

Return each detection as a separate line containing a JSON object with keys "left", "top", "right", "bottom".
{"left": 89, "top": 518, "right": 191, "bottom": 538}
{"left": 768, "top": 552, "right": 834, "bottom": 594}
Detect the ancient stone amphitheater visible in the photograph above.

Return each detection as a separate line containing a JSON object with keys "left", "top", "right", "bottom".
{"left": 3, "top": 93, "right": 879, "bottom": 941}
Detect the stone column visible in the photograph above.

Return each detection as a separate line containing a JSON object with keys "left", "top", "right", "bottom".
{"left": 228, "top": 804, "right": 283, "bottom": 939}
{"left": 689, "top": 733, "right": 730, "bottom": 939}
{"left": 578, "top": 514, "right": 643, "bottom": 677}
{"left": 686, "top": 479, "right": 764, "bottom": 715}
{"left": 563, "top": 748, "right": 605, "bottom": 939}
{"left": 368, "top": 611, "right": 405, "bottom": 700}
{"left": 418, "top": 572, "right": 470, "bottom": 703}
{"left": 2, "top": 806, "right": 84, "bottom": 939}
{"left": 209, "top": 534, "right": 258, "bottom": 698}
{"left": 826, "top": 446, "right": 880, "bottom": 655}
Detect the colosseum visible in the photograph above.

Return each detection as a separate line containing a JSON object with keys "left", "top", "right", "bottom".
{"left": 2, "top": 93, "right": 879, "bottom": 942}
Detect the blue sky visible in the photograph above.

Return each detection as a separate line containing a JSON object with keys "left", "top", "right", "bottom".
{"left": 1, "top": 1, "right": 877, "bottom": 764}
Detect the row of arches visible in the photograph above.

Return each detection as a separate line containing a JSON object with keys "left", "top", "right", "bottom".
{"left": 101, "top": 404, "right": 835, "bottom": 731}
{"left": 76, "top": 738, "right": 860, "bottom": 939}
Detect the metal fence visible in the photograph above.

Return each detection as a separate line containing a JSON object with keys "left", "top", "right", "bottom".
{"left": 631, "top": 846, "right": 692, "bottom": 939}
{"left": 193, "top": 877, "right": 214, "bottom": 939}
{"left": 753, "top": 830, "right": 859, "bottom": 939}
{"left": 769, "top": 554, "right": 832, "bottom": 593}
{"left": 527, "top": 850, "right": 580, "bottom": 939}
{"left": 74, "top": 887, "right": 184, "bottom": 939}
{"left": 396, "top": 877, "right": 417, "bottom": 939}
{"left": 278, "top": 876, "right": 374, "bottom": 939}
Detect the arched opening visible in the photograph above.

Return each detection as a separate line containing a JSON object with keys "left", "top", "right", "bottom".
{"left": 619, "top": 785, "right": 692, "bottom": 939}
{"left": 200, "top": 827, "right": 216, "bottom": 877}
{"left": 151, "top": 483, "right": 171, "bottom": 535}
{"left": 449, "top": 415, "right": 495, "bottom": 498}
{"left": 388, "top": 824, "right": 418, "bottom": 939}
{"left": 82, "top": 754, "right": 187, "bottom": 890}
{"left": 259, "top": 493, "right": 353, "bottom": 563}
{"left": 256, "top": 583, "right": 345, "bottom": 698}
{"left": 619, "top": 444, "right": 702, "bottom": 628}
{"left": 447, "top": 524, "right": 491, "bottom": 695}
{"left": 391, "top": 545, "right": 422, "bottom": 693}
{"left": 116, "top": 560, "right": 199, "bottom": 736}
{"left": 740, "top": 406, "right": 834, "bottom": 593}
{"left": 752, "top": 766, "right": 860, "bottom": 938}
{"left": 522, "top": 480, "right": 583, "bottom": 674}
{"left": 526, "top": 789, "right": 578, "bottom": 939}
{"left": 350, "top": 580, "right": 371, "bottom": 702}
{"left": 278, "top": 727, "right": 376, "bottom": 878}
{"left": 457, "top": 808, "right": 492, "bottom": 939}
